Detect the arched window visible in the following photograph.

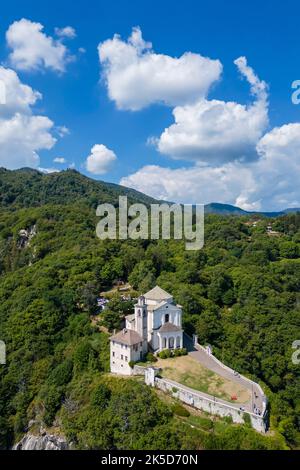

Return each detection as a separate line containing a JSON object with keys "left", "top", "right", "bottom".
{"left": 165, "top": 313, "right": 169, "bottom": 323}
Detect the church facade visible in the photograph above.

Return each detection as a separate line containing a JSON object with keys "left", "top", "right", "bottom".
{"left": 110, "top": 286, "right": 184, "bottom": 375}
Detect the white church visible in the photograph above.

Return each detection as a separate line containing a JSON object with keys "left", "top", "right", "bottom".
{"left": 110, "top": 286, "right": 184, "bottom": 375}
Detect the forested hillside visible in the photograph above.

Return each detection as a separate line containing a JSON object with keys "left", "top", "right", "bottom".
{"left": 0, "top": 170, "right": 299, "bottom": 450}
{"left": 0, "top": 168, "right": 159, "bottom": 209}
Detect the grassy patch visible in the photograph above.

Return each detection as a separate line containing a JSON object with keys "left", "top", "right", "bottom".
{"left": 153, "top": 355, "right": 250, "bottom": 404}
{"left": 186, "top": 414, "right": 214, "bottom": 431}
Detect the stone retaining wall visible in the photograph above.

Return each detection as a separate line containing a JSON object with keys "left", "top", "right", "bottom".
{"left": 132, "top": 364, "right": 146, "bottom": 375}
{"left": 145, "top": 368, "right": 267, "bottom": 433}
{"left": 195, "top": 343, "right": 268, "bottom": 415}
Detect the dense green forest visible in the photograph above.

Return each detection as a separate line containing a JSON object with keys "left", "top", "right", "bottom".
{"left": 0, "top": 167, "right": 158, "bottom": 209}
{"left": 0, "top": 169, "right": 299, "bottom": 450}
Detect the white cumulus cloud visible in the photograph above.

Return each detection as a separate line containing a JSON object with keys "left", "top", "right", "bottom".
{"left": 6, "top": 18, "right": 75, "bottom": 73}
{"left": 253, "top": 123, "right": 300, "bottom": 210}
{"left": 120, "top": 163, "right": 255, "bottom": 207}
{"left": 53, "top": 157, "right": 66, "bottom": 163}
{"left": 120, "top": 123, "right": 300, "bottom": 211}
{"left": 98, "top": 28, "right": 298, "bottom": 211}
{"left": 38, "top": 167, "right": 60, "bottom": 174}
{"left": 156, "top": 57, "right": 268, "bottom": 163}
{"left": 0, "top": 65, "right": 58, "bottom": 169}
{"left": 98, "top": 26, "right": 222, "bottom": 110}
{"left": 0, "top": 66, "right": 41, "bottom": 115}
{"left": 85, "top": 144, "right": 117, "bottom": 175}
{"left": 55, "top": 26, "right": 76, "bottom": 39}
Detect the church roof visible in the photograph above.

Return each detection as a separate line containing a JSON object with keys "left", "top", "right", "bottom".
{"left": 158, "top": 322, "right": 182, "bottom": 333}
{"left": 144, "top": 286, "right": 173, "bottom": 301}
{"left": 146, "top": 300, "right": 168, "bottom": 312}
{"left": 110, "top": 329, "right": 143, "bottom": 346}
{"left": 125, "top": 313, "right": 135, "bottom": 322}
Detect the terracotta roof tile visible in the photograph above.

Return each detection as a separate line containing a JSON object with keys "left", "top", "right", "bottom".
{"left": 110, "top": 329, "right": 143, "bottom": 346}
{"left": 144, "top": 286, "right": 173, "bottom": 301}
{"left": 158, "top": 322, "right": 182, "bottom": 333}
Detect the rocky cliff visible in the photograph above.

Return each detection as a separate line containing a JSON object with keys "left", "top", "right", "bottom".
{"left": 13, "top": 432, "right": 68, "bottom": 450}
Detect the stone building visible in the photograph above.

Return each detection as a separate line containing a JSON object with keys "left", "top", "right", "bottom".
{"left": 110, "top": 286, "right": 183, "bottom": 375}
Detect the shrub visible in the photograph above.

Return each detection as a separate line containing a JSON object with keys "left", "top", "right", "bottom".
{"left": 43, "top": 385, "right": 63, "bottom": 426}
{"left": 172, "top": 403, "right": 190, "bottom": 417}
{"left": 73, "top": 340, "right": 92, "bottom": 372}
{"left": 158, "top": 349, "right": 173, "bottom": 359}
{"left": 146, "top": 352, "right": 157, "bottom": 363}
{"left": 128, "top": 360, "right": 135, "bottom": 369}
{"left": 48, "top": 359, "right": 73, "bottom": 387}
{"left": 223, "top": 415, "right": 233, "bottom": 425}
{"left": 243, "top": 413, "right": 251, "bottom": 427}
{"left": 164, "top": 349, "right": 172, "bottom": 358}
{"left": 158, "top": 350, "right": 167, "bottom": 359}
{"left": 179, "top": 348, "right": 187, "bottom": 356}
{"left": 91, "top": 383, "right": 111, "bottom": 409}
{"left": 197, "top": 417, "right": 214, "bottom": 430}
{"left": 173, "top": 348, "right": 187, "bottom": 357}
{"left": 158, "top": 348, "right": 187, "bottom": 359}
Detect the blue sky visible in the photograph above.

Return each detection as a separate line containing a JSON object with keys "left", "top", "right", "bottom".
{"left": 0, "top": 0, "right": 300, "bottom": 210}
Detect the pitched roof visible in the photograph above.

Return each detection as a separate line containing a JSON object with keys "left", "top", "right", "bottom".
{"left": 146, "top": 300, "right": 168, "bottom": 312}
{"left": 144, "top": 286, "right": 173, "bottom": 301}
{"left": 125, "top": 313, "right": 135, "bottom": 322}
{"left": 158, "top": 322, "right": 182, "bottom": 333}
{"left": 110, "top": 329, "right": 143, "bottom": 346}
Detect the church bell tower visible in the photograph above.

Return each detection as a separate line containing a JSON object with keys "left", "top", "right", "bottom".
{"left": 135, "top": 295, "right": 147, "bottom": 340}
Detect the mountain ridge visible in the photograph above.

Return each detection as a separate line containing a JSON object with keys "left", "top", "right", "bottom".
{"left": 0, "top": 167, "right": 299, "bottom": 217}
{"left": 204, "top": 202, "right": 300, "bottom": 217}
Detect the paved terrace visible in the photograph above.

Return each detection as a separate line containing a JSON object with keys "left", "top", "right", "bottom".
{"left": 184, "top": 334, "right": 265, "bottom": 415}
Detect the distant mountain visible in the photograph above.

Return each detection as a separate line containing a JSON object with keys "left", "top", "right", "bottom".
{"left": 282, "top": 207, "right": 300, "bottom": 214}
{"left": 205, "top": 203, "right": 248, "bottom": 215}
{"left": 204, "top": 202, "right": 300, "bottom": 217}
{"left": 0, "top": 168, "right": 299, "bottom": 217}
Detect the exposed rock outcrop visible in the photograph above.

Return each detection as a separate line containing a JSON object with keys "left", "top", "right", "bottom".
{"left": 17, "top": 225, "right": 37, "bottom": 249}
{"left": 13, "top": 432, "right": 68, "bottom": 450}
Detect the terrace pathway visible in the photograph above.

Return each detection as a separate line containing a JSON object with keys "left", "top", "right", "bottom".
{"left": 183, "top": 334, "right": 265, "bottom": 415}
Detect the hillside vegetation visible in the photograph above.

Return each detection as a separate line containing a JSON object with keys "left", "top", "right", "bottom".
{"left": 0, "top": 168, "right": 158, "bottom": 209}
{"left": 0, "top": 170, "right": 299, "bottom": 450}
